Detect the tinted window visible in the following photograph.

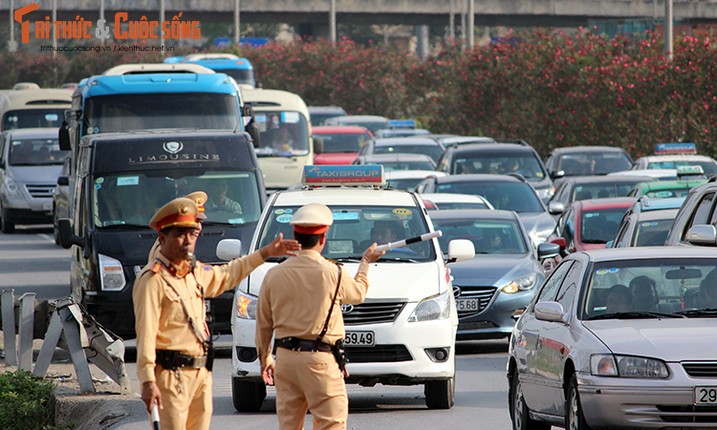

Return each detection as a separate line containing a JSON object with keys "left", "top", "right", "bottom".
{"left": 9, "top": 138, "right": 68, "bottom": 166}
{"left": 254, "top": 110, "right": 311, "bottom": 156}
{"left": 688, "top": 192, "right": 715, "bottom": 227}
{"left": 535, "top": 260, "right": 574, "bottom": 303}
{"left": 453, "top": 152, "right": 545, "bottom": 180}
{"left": 634, "top": 219, "right": 672, "bottom": 246}
{"left": 436, "top": 181, "right": 544, "bottom": 213}
{"left": 572, "top": 183, "right": 637, "bottom": 201}
{"left": 313, "top": 132, "right": 371, "bottom": 153}
{"left": 557, "top": 153, "right": 632, "bottom": 176}
{"left": 375, "top": 144, "right": 443, "bottom": 163}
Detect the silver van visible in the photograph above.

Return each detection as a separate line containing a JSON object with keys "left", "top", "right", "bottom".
{"left": 0, "top": 128, "right": 69, "bottom": 233}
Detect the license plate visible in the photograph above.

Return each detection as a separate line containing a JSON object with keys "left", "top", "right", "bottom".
{"left": 456, "top": 298, "right": 481, "bottom": 312}
{"left": 344, "top": 331, "right": 374, "bottom": 346}
{"left": 695, "top": 386, "right": 717, "bottom": 404}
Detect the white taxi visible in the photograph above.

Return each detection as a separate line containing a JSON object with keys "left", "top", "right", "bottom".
{"left": 228, "top": 165, "right": 474, "bottom": 412}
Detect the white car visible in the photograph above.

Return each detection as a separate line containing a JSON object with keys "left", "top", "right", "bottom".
{"left": 631, "top": 142, "right": 717, "bottom": 176}
{"left": 228, "top": 165, "right": 474, "bottom": 412}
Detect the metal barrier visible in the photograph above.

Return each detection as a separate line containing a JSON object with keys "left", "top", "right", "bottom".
{"left": 1, "top": 291, "right": 130, "bottom": 394}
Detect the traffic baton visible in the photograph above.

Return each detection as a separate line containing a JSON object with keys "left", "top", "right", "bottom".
{"left": 150, "top": 403, "right": 161, "bottom": 430}
{"left": 375, "top": 230, "right": 442, "bottom": 252}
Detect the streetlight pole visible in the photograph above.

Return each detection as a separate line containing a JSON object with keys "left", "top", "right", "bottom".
{"left": 449, "top": 0, "right": 455, "bottom": 40}
{"left": 665, "top": 0, "right": 673, "bottom": 61}
{"left": 52, "top": 0, "right": 57, "bottom": 56}
{"left": 329, "top": 0, "right": 336, "bottom": 44}
{"left": 234, "top": 0, "right": 241, "bottom": 46}
{"left": 159, "top": 0, "right": 165, "bottom": 49}
{"left": 467, "top": 0, "right": 474, "bottom": 49}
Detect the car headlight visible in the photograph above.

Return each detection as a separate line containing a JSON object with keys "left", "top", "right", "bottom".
{"left": 3, "top": 176, "right": 20, "bottom": 198}
{"left": 590, "top": 354, "right": 669, "bottom": 378}
{"left": 408, "top": 289, "right": 451, "bottom": 322}
{"left": 501, "top": 274, "right": 538, "bottom": 294}
{"left": 235, "top": 290, "right": 258, "bottom": 320}
{"left": 98, "top": 254, "right": 126, "bottom": 291}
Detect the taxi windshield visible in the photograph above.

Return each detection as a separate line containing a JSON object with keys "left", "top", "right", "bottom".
{"left": 258, "top": 205, "right": 436, "bottom": 262}
{"left": 254, "top": 110, "right": 310, "bottom": 157}
{"left": 92, "top": 170, "right": 261, "bottom": 228}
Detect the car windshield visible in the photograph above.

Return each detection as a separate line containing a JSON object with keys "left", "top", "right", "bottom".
{"left": 92, "top": 170, "right": 261, "bottom": 228}
{"left": 257, "top": 205, "right": 436, "bottom": 262}
{"left": 580, "top": 208, "right": 626, "bottom": 243}
{"left": 387, "top": 177, "right": 426, "bottom": 191}
{"left": 253, "top": 110, "right": 311, "bottom": 157}
{"left": 584, "top": 259, "right": 717, "bottom": 319}
{"left": 8, "top": 138, "right": 68, "bottom": 166}
{"left": 647, "top": 160, "right": 717, "bottom": 175}
{"left": 213, "top": 68, "right": 255, "bottom": 87}
{"left": 572, "top": 183, "right": 636, "bottom": 201}
{"left": 84, "top": 93, "right": 239, "bottom": 134}
{"left": 453, "top": 153, "right": 546, "bottom": 180}
{"left": 431, "top": 218, "right": 528, "bottom": 255}
{"left": 3, "top": 109, "right": 66, "bottom": 130}
{"left": 557, "top": 153, "right": 632, "bottom": 175}
{"left": 314, "top": 132, "right": 371, "bottom": 153}
{"left": 634, "top": 220, "right": 673, "bottom": 246}
{"left": 436, "top": 181, "right": 544, "bottom": 213}
{"left": 374, "top": 144, "right": 444, "bottom": 163}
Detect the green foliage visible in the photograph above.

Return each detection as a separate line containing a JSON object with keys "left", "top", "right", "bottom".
{"left": 0, "top": 370, "right": 58, "bottom": 430}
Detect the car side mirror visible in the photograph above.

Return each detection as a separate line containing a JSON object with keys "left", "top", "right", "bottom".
{"left": 58, "top": 218, "right": 84, "bottom": 250}
{"left": 548, "top": 201, "right": 565, "bottom": 215}
{"left": 537, "top": 242, "right": 560, "bottom": 260}
{"left": 551, "top": 237, "right": 567, "bottom": 250}
{"left": 534, "top": 301, "right": 566, "bottom": 323}
{"left": 59, "top": 121, "right": 71, "bottom": 151}
{"left": 216, "top": 239, "right": 243, "bottom": 261}
{"left": 551, "top": 170, "right": 565, "bottom": 179}
{"left": 685, "top": 224, "right": 717, "bottom": 245}
{"left": 57, "top": 176, "right": 69, "bottom": 186}
{"left": 447, "top": 239, "right": 475, "bottom": 263}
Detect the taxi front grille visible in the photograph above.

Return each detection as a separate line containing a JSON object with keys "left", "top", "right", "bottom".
{"left": 682, "top": 361, "right": 717, "bottom": 377}
{"left": 346, "top": 345, "right": 412, "bottom": 363}
{"left": 342, "top": 301, "right": 405, "bottom": 325}
{"left": 655, "top": 404, "right": 717, "bottom": 423}
{"left": 453, "top": 286, "right": 497, "bottom": 318}
{"left": 25, "top": 184, "right": 55, "bottom": 198}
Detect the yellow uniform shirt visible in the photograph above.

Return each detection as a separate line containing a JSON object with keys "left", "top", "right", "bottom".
{"left": 133, "top": 250, "right": 264, "bottom": 384}
{"left": 255, "top": 249, "right": 370, "bottom": 369}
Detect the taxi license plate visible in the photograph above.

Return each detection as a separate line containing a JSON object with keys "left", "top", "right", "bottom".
{"left": 455, "top": 298, "right": 480, "bottom": 312}
{"left": 344, "top": 331, "right": 374, "bottom": 346}
{"left": 695, "top": 386, "right": 717, "bottom": 404}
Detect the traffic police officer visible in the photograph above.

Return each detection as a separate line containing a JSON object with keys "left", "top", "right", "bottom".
{"left": 146, "top": 191, "right": 208, "bottom": 264}
{"left": 133, "top": 196, "right": 300, "bottom": 430}
{"left": 256, "top": 202, "right": 384, "bottom": 429}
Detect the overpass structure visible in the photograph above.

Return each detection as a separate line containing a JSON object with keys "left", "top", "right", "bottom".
{"left": 3, "top": 1, "right": 717, "bottom": 28}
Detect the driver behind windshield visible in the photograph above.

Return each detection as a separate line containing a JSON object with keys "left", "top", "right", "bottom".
{"left": 207, "top": 180, "right": 243, "bottom": 214}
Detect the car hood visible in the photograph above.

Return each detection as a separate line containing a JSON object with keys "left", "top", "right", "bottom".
{"left": 449, "top": 254, "right": 537, "bottom": 286}
{"left": 314, "top": 153, "right": 358, "bottom": 165}
{"left": 6, "top": 165, "right": 63, "bottom": 183}
{"left": 247, "top": 260, "right": 442, "bottom": 300}
{"left": 518, "top": 212, "right": 556, "bottom": 234}
{"left": 584, "top": 319, "right": 717, "bottom": 361}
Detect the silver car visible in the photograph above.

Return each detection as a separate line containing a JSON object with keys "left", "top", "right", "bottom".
{"left": 508, "top": 247, "right": 717, "bottom": 429}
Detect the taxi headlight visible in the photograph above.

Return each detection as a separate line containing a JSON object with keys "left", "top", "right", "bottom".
{"left": 591, "top": 354, "right": 669, "bottom": 378}
{"left": 98, "top": 254, "right": 126, "bottom": 291}
{"left": 501, "top": 274, "right": 537, "bottom": 294}
{"left": 235, "top": 290, "right": 258, "bottom": 320}
{"left": 408, "top": 289, "right": 451, "bottom": 322}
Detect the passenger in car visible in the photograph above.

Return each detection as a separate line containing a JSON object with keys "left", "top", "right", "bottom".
{"left": 606, "top": 284, "right": 632, "bottom": 313}
{"left": 630, "top": 275, "right": 659, "bottom": 311}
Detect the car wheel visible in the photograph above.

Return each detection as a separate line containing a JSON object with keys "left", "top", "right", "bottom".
{"left": 510, "top": 369, "right": 550, "bottom": 430}
{"left": 424, "top": 374, "right": 455, "bottom": 409}
{"left": 231, "top": 377, "right": 266, "bottom": 412}
{"left": 53, "top": 206, "right": 60, "bottom": 245}
{"left": 566, "top": 374, "right": 591, "bottom": 430}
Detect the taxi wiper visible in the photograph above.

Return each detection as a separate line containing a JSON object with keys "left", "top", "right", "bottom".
{"left": 588, "top": 311, "right": 685, "bottom": 320}
{"left": 334, "top": 256, "right": 363, "bottom": 263}
{"left": 378, "top": 256, "right": 421, "bottom": 263}
{"left": 674, "top": 308, "right": 717, "bottom": 317}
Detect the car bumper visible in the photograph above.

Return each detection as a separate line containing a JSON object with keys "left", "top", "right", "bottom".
{"left": 233, "top": 316, "right": 456, "bottom": 384}
{"left": 578, "top": 373, "right": 717, "bottom": 428}
{"left": 456, "top": 291, "right": 532, "bottom": 340}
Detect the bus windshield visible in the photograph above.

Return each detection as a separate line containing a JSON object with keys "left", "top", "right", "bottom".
{"left": 253, "top": 110, "right": 310, "bottom": 157}
{"left": 92, "top": 170, "right": 262, "bottom": 228}
{"left": 3, "top": 109, "right": 66, "bottom": 130}
{"left": 214, "top": 68, "right": 255, "bottom": 87}
{"left": 84, "top": 93, "right": 239, "bottom": 134}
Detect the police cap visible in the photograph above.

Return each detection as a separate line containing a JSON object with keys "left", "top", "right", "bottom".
{"left": 149, "top": 197, "right": 199, "bottom": 232}
{"left": 185, "top": 191, "right": 208, "bottom": 220}
{"left": 290, "top": 202, "right": 333, "bottom": 235}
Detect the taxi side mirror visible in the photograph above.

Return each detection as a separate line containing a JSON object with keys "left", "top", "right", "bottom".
{"left": 548, "top": 201, "right": 565, "bottom": 215}
{"left": 685, "top": 224, "right": 717, "bottom": 245}
{"left": 447, "top": 239, "right": 475, "bottom": 263}
{"left": 217, "top": 239, "right": 243, "bottom": 261}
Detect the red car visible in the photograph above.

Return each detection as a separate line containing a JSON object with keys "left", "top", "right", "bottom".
{"left": 548, "top": 197, "right": 637, "bottom": 255}
{"left": 312, "top": 125, "right": 373, "bottom": 165}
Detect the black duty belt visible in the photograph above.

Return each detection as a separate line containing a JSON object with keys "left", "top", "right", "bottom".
{"left": 156, "top": 349, "right": 208, "bottom": 370}
{"left": 275, "top": 337, "right": 333, "bottom": 353}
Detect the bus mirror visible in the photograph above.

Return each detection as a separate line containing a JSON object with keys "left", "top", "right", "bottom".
{"left": 59, "top": 122, "right": 71, "bottom": 151}
{"left": 58, "top": 218, "right": 84, "bottom": 250}
{"left": 246, "top": 119, "right": 260, "bottom": 148}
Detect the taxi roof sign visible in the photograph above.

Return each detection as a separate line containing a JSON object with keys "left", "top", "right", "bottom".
{"left": 389, "top": 119, "right": 417, "bottom": 129}
{"left": 676, "top": 165, "right": 704, "bottom": 177}
{"left": 655, "top": 143, "right": 697, "bottom": 155}
{"left": 302, "top": 165, "right": 385, "bottom": 186}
